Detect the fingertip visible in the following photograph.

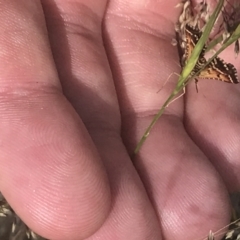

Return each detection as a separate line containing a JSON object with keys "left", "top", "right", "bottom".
{"left": 0, "top": 97, "right": 111, "bottom": 240}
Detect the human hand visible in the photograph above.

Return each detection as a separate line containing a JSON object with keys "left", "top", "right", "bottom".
{"left": 0, "top": 0, "right": 239, "bottom": 240}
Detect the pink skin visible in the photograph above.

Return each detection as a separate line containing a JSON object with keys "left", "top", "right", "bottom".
{"left": 0, "top": 0, "right": 239, "bottom": 239}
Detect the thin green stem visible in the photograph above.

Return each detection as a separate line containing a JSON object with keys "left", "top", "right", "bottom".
{"left": 134, "top": 85, "right": 184, "bottom": 154}
{"left": 193, "top": 26, "right": 240, "bottom": 78}
{"left": 133, "top": 0, "right": 231, "bottom": 156}
{"left": 177, "top": 0, "right": 224, "bottom": 84}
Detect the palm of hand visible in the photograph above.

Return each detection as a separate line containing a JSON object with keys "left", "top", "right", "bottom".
{"left": 1, "top": 0, "right": 240, "bottom": 240}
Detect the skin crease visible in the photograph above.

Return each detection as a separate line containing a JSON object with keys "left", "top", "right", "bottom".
{"left": 0, "top": 0, "right": 240, "bottom": 239}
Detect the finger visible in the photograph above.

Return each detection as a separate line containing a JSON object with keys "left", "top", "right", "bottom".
{"left": 185, "top": 52, "right": 240, "bottom": 192}
{"left": 41, "top": 0, "right": 120, "bottom": 135}
{"left": 104, "top": 0, "right": 231, "bottom": 239}
{"left": 41, "top": 0, "right": 161, "bottom": 239}
{"left": 0, "top": 1, "right": 111, "bottom": 239}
